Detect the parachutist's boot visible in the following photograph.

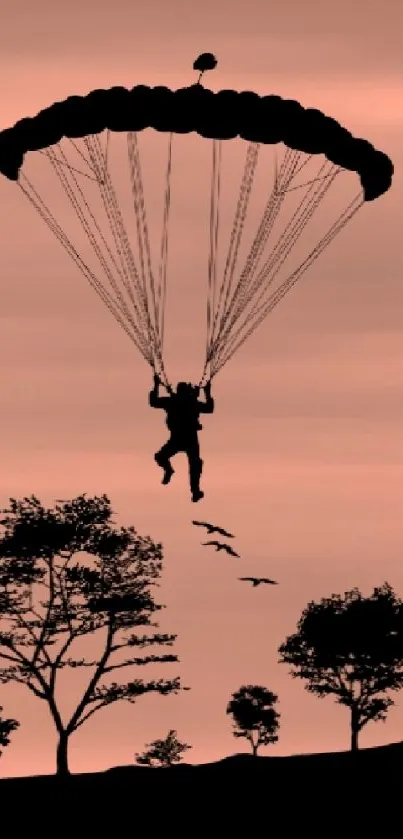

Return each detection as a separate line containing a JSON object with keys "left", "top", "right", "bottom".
{"left": 154, "top": 453, "right": 174, "bottom": 485}
{"left": 162, "top": 464, "right": 174, "bottom": 485}
{"left": 191, "top": 489, "right": 204, "bottom": 503}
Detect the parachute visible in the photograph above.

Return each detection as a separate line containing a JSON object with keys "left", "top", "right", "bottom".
{"left": 0, "top": 56, "right": 393, "bottom": 389}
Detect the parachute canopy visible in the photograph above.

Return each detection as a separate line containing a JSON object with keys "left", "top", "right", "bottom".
{"left": 0, "top": 61, "right": 393, "bottom": 387}
{"left": 0, "top": 83, "right": 393, "bottom": 199}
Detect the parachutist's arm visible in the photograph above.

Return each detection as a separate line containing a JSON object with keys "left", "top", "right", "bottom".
{"left": 149, "top": 377, "right": 170, "bottom": 409}
{"left": 149, "top": 391, "right": 170, "bottom": 409}
{"left": 198, "top": 382, "right": 214, "bottom": 414}
{"left": 198, "top": 395, "right": 214, "bottom": 413}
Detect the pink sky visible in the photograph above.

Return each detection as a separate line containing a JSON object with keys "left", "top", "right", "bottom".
{"left": 0, "top": 0, "right": 402, "bottom": 777}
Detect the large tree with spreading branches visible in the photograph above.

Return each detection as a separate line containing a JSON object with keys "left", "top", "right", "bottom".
{"left": 278, "top": 583, "right": 403, "bottom": 750}
{"left": 0, "top": 494, "right": 185, "bottom": 775}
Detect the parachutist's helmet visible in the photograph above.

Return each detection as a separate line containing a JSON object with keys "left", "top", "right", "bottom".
{"left": 176, "top": 382, "right": 197, "bottom": 401}
{"left": 176, "top": 381, "right": 191, "bottom": 396}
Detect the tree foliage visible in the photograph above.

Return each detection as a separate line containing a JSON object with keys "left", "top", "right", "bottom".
{"left": 135, "top": 729, "right": 191, "bottom": 767}
{"left": 0, "top": 704, "right": 19, "bottom": 757}
{"left": 226, "top": 684, "right": 280, "bottom": 756}
{"left": 278, "top": 582, "right": 403, "bottom": 750}
{"left": 0, "top": 494, "right": 185, "bottom": 774}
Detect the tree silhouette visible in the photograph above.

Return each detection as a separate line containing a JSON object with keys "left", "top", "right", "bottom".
{"left": 226, "top": 685, "right": 280, "bottom": 756}
{"left": 278, "top": 582, "right": 403, "bottom": 751}
{"left": 0, "top": 705, "right": 19, "bottom": 758}
{"left": 135, "top": 728, "right": 191, "bottom": 767}
{"left": 0, "top": 494, "right": 185, "bottom": 776}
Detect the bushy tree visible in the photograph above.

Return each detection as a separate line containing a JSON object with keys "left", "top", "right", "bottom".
{"left": 226, "top": 684, "right": 280, "bottom": 756}
{"left": 0, "top": 705, "right": 19, "bottom": 758}
{"left": 278, "top": 582, "right": 403, "bottom": 750}
{"left": 135, "top": 729, "right": 191, "bottom": 767}
{"left": 0, "top": 494, "right": 185, "bottom": 775}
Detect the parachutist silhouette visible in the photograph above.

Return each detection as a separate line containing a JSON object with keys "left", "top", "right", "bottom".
{"left": 149, "top": 373, "right": 214, "bottom": 503}
{"left": 239, "top": 576, "right": 278, "bottom": 586}
{"left": 202, "top": 541, "right": 240, "bottom": 557}
{"left": 192, "top": 520, "right": 234, "bottom": 538}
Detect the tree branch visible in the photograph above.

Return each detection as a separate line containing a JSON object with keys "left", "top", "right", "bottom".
{"left": 0, "top": 650, "right": 24, "bottom": 665}
{"left": 65, "top": 618, "right": 115, "bottom": 734}
{"left": 57, "top": 556, "right": 75, "bottom": 636}
{"left": 50, "top": 627, "right": 81, "bottom": 694}
{"left": 71, "top": 701, "right": 109, "bottom": 730}
{"left": 1, "top": 637, "right": 50, "bottom": 693}
{"left": 0, "top": 640, "right": 52, "bottom": 702}
{"left": 31, "top": 557, "right": 55, "bottom": 670}
{"left": 103, "top": 654, "right": 178, "bottom": 673}
{"left": 9, "top": 604, "right": 53, "bottom": 670}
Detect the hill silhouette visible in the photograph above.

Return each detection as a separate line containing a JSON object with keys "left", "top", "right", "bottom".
{"left": 1, "top": 740, "right": 401, "bottom": 832}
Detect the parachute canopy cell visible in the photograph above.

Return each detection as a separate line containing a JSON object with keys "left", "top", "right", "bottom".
{"left": 0, "top": 84, "right": 394, "bottom": 201}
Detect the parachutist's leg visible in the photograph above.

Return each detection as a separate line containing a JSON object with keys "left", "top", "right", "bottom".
{"left": 154, "top": 439, "right": 178, "bottom": 485}
{"left": 187, "top": 440, "right": 204, "bottom": 502}
{"left": 190, "top": 460, "right": 204, "bottom": 502}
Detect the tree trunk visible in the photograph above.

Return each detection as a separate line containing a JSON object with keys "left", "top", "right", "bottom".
{"left": 56, "top": 730, "right": 71, "bottom": 776}
{"left": 350, "top": 726, "right": 359, "bottom": 751}
{"left": 252, "top": 740, "right": 258, "bottom": 757}
{"left": 350, "top": 707, "right": 360, "bottom": 752}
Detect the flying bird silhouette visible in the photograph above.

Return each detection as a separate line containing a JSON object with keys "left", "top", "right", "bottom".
{"left": 202, "top": 541, "right": 240, "bottom": 557}
{"left": 192, "top": 520, "right": 234, "bottom": 538}
{"left": 239, "top": 576, "right": 278, "bottom": 587}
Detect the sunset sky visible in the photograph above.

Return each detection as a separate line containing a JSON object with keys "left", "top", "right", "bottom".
{"left": 0, "top": 0, "right": 402, "bottom": 778}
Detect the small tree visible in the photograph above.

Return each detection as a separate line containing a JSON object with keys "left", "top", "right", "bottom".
{"left": 278, "top": 583, "right": 403, "bottom": 751}
{"left": 226, "top": 685, "right": 280, "bottom": 756}
{"left": 0, "top": 494, "right": 185, "bottom": 776}
{"left": 135, "top": 729, "right": 191, "bottom": 767}
{"left": 0, "top": 705, "right": 19, "bottom": 758}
